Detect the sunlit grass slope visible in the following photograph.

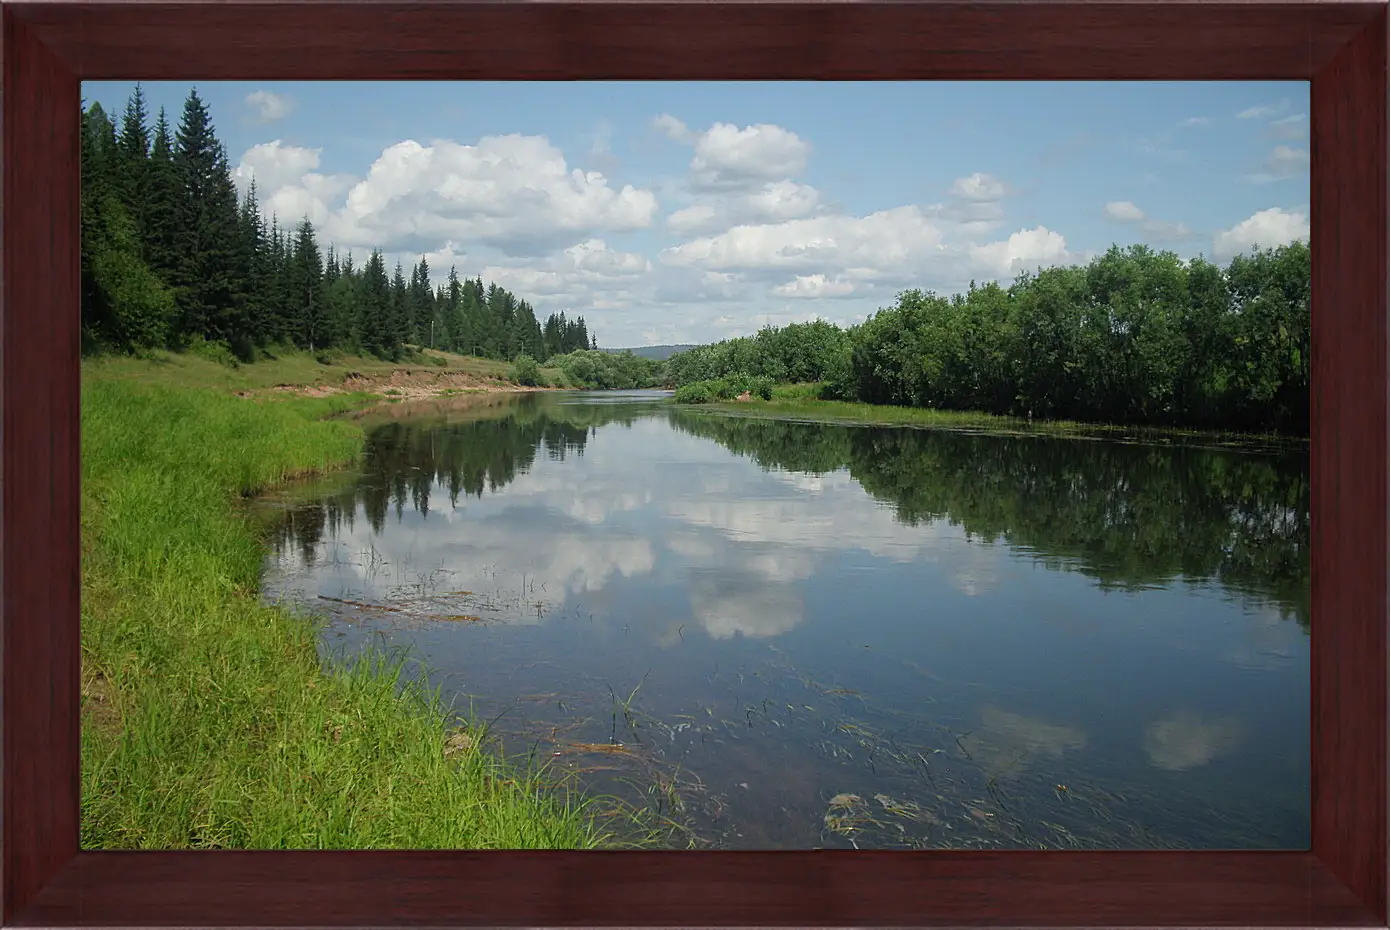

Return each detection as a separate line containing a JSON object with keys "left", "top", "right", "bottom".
{"left": 80, "top": 369, "right": 610, "bottom": 848}
{"left": 82, "top": 344, "right": 563, "bottom": 393}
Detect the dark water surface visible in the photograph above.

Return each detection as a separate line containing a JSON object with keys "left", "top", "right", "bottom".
{"left": 260, "top": 390, "right": 1310, "bottom": 850}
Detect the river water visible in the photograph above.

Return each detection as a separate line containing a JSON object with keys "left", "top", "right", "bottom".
{"left": 259, "top": 390, "right": 1310, "bottom": 850}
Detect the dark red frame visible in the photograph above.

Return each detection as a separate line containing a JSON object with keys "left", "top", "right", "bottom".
{"left": 2, "top": 1, "right": 1386, "bottom": 926}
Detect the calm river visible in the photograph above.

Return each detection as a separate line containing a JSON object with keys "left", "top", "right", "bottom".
{"left": 260, "top": 390, "right": 1310, "bottom": 850}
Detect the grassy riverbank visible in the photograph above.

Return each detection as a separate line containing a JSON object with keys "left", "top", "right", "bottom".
{"left": 692, "top": 383, "right": 1305, "bottom": 448}
{"left": 80, "top": 362, "right": 612, "bottom": 849}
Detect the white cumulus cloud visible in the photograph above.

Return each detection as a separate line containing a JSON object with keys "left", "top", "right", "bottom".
{"left": 662, "top": 205, "right": 1075, "bottom": 294}
{"left": 667, "top": 179, "right": 823, "bottom": 235}
{"left": 968, "top": 226, "right": 1074, "bottom": 277}
{"left": 1104, "top": 200, "right": 1147, "bottom": 222}
{"left": 661, "top": 206, "right": 945, "bottom": 277}
{"left": 1102, "top": 200, "right": 1194, "bottom": 242}
{"left": 235, "top": 140, "right": 321, "bottom": 193}
{"left": 652, "top": 113, "right": 695, "bottom": 144}
{"left": 233, "top": 141, "right": 355, "bottom": 227}
{"left": 1237, "top": 101, "right": 1288, "bottom": 120}
{"left": 481, "top": 239, "right": 652, "bottom": 307}
{"left": 1247, "top": 145, "right": 1310, "bottom": 184}
{"left": 950, "top": 172, "right": 1007, "bottom": 202}
{"left": 244, "top": 90, "right": 295, "bottom": 125}
{"left": 1212, "top": 207, "right": 1309, "bottom": 260}
{"left": 746, "top": 179, "right": 822, "bottom": 220}
{"left": 689, "top": 121, "right": 811, "bottom": 189}
{"left": 656, "top": 117, "right": 826, "bottom": 242}
{"left": 771, "top": 274, "right": 860, "bottom": 299}
{"left": 237, "top": 134, "right": 660, "bottom": 257}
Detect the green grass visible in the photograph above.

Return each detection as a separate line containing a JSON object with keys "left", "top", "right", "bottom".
{"left": 683, "top": 382, "right": 1093, "bottom": 435}
{"left": 695, "top": 382, "right": 1305, "bottom": 447}
{"left": 82, "top": 345, "right": 565, "bottom": 394}
{"left": 80, "top": 368, "right": 617, "bottom": 849}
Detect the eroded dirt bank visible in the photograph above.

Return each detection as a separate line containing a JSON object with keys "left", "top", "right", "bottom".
{"left": 237, "top": 368, "right": 555, "bottom": 400}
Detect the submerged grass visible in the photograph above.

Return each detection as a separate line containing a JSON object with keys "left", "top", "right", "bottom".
{"left": 80, "top": 369, "right": 612, "bottom": 849}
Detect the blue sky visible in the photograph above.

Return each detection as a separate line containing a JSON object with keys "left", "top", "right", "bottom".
{"left": 83, "top": 81, "right": 1310, "bottom": 348}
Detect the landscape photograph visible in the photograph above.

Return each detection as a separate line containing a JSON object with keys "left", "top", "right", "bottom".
{"left": 79, "top": 80, "right": 1310, "bottom": 851}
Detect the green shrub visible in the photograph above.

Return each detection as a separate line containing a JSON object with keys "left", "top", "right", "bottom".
{"left": 510, "top": 354, "right": 541, "bottom": 386}
{"left": 673, "top": 383, "right": 714, "bottom": 404}
{"left": 186, "top": 335, "right": 240, "bottom": 369}
{"left": 708, "top": 378, "right": 738, "bottom": 400}
{"left": 705, "top": 373, "right": 774, "bottom": 400}
{"left": 671, "top": 374, "right": 773, "bottom": 403}
{"left": 550, "top": 349, "right": 664, "bottom": 390}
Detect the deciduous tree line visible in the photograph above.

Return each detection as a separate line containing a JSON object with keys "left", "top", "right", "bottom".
{"left": 666, "top": 243, "right": 1310, "bottom": 434}
{"left": 81, "top": 86, "right": 597, "bottom": 363}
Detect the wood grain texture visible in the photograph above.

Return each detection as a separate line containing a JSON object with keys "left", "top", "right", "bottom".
{"left": 7, "top": 2, "right": 1383, "bottom": 81}
{"left": 11, "top": 850, "right": 1382, "bottom": 927}
{"left": 0, "top": 7, "right": 83, "bottom": 926}
{"left": 0, "top": 1, "right": 1386, "bottom": 927}
{"left": 1309, "top": 4, "right": 1390, "bottom": 923}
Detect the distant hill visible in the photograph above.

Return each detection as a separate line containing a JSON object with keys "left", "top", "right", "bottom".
{"left": 606, "top": 344, "right": 701, "bottom": 361}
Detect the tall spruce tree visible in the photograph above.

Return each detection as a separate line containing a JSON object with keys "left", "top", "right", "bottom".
{"left": 237, "top": 180, "right": 267, "bottom": 339}
{"left": 442, "top": 266, "right": 463, "bottom": 352}
{"left": 326, "top": 251, "right": 359, "bottom": 351}
{"left": 289, "top": 218, "right": 325, "bottom": 352}
{"left": 116, "top": 84, "right": 152, "bottom": 246}
{"left": 81, "top": 103, "right": 115, "bottom": 346}
{"left": 359, "top": 250, "right": 392, "bottom": 356}
{"left": 265, "top": 218, "right": 290, "bottom": 343}
{"left": 391, "top": 261, "right": 409, "bottom": 350}
{"left": 409, "top": 256, "right": 434, "bottom": 348}
{"left": 144, "top": 107, "right": 181, "bottom": 286}
{"left": 172, "top": 88, "right": 244, "bottom": 351}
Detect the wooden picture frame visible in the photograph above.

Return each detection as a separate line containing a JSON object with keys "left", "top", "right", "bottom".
{"left": 3, "top": 1, "right": 1386, "bottom": 926}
